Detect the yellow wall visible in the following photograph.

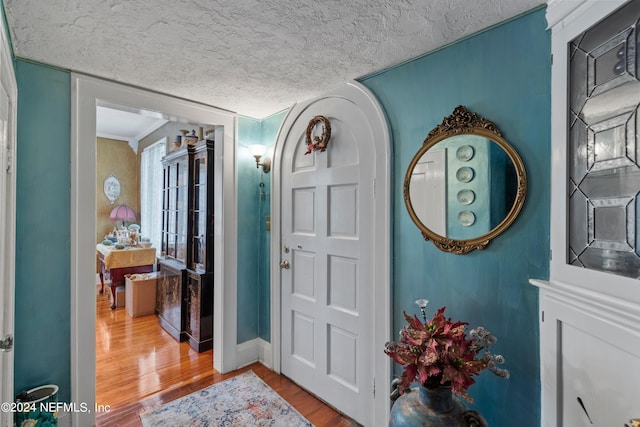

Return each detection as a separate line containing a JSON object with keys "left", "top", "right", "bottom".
{"left": 96, "top": 137, "right": 139, "bottom": 243}
{"left": 96, "top": 124, "right": 214, "bottom": 245}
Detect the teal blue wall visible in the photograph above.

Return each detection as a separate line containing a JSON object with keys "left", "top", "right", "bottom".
{"left": 236, "top": 116, "right": 263, "bottom": 343}
{"left": 236, "top": 111, "right": 287, "bottom": 344}
{"left": 258, "top": 111, "right": 287, "bottom": 341}
{"left": 360, "top": 8, "right": 549, "bottom": 426}
{"left": 11, "top": 7, "right": 549, "bottom": 424}
{"left": 14, "top": 60, "right": 71, "bottom": 402}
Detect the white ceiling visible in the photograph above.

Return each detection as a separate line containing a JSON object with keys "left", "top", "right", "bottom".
{"left": 96, "top": 106, "right": 167, "bottom": 143}
{"left": 5, "top": 0, "right": 544, "bottom": 120}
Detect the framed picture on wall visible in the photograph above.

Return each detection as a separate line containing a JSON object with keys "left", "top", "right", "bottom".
{"left": 103, "top": 173, "right": 120, "bottom": 204}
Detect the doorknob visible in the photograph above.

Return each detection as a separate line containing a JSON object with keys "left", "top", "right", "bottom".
{"left": 0, "top": 334, "right": 13, "bottom": 352}
{"left": 280, "top": 260, "right": 290, "bottom": 269}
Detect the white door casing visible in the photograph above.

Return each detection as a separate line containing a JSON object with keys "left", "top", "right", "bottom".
{"left": 71, "top": 74, "right": 237, "bottom": 426}
{"left": 271, "top": 81, "right": 391, "bottom": 426}
{"left": 0, "top": 17, "right": 17, "bottom": 427}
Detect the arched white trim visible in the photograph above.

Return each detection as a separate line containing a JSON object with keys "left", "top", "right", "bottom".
{"left": 70, "top": 74, "right": 237, "bottom": 426}
{"left": 270, "top": 81, "right": 392, "bottom": 425}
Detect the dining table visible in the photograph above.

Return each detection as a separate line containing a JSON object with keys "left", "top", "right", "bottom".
{"left": 96, "top": 243, "right": 156, "bottom": 309}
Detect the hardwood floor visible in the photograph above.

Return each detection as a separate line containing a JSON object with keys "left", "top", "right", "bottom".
{"left": 94, "top": 286, "right": 358, "bottom": 426}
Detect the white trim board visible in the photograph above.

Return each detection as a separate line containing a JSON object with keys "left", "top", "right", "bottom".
{"left": 236, "top": 338, "right": 273, "bottom": 369}
{"left": 70, "top": 74, "right": 238, "bottom": 426}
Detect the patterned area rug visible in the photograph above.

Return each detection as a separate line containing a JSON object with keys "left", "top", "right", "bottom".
{"left": 139, "top": 370, "right": 314, "bottom": 426}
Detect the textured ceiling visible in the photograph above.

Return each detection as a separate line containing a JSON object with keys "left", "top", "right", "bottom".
{"left": 5, "top": 0, "right": 544, "bottom": 119}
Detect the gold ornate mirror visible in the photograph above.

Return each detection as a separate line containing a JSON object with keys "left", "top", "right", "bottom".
{"left": 404, "top": 106, "right": 526, "bottom": 254}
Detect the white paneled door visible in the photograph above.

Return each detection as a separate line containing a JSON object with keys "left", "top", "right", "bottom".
{"left": 0, "top": 18, "right": 17, "bottom": 427}
{"left": 279, "top": 95, "right": 376, "bottom": 425}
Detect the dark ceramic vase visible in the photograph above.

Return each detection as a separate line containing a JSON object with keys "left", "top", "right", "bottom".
{"left": 389, "top": 385, "right": 487, "bottom": 427}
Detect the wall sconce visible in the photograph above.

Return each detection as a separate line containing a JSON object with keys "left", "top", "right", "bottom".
{"left": 249, "top": 144, "right": 271, "bottom": 173}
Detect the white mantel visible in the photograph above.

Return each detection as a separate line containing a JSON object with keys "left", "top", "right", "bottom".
{"left": 531, "top": 279, "right": 640, "bottom": 426}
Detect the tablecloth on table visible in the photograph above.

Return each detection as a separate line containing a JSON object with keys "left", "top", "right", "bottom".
{"left": 96, "top": 244, "right": 156, "bottom": 269}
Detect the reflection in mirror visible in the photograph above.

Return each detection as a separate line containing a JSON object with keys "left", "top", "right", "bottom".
{"left": 409, "top": 149, "right": 446, "bottom": 236}
{"left": 411, "top": 135, "right": 518, "bottom": 240}
{"left": 403, "top": 106, "right": 526, "bottom": 254}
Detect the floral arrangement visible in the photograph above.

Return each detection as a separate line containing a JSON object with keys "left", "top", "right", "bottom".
{"left": 385, "top": 299, "right": 509, "bottom": 402}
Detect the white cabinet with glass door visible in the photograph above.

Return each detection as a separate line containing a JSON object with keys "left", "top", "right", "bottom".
{"left": 532, "top": 1, "right": 640, "bottom": 425}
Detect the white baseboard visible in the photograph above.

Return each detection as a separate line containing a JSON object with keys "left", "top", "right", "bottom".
{"left": 258, "top": 339, "right": 272, "bottom": 369}
{"left": 236, "top": 338, "right": 272, "bottom": 370}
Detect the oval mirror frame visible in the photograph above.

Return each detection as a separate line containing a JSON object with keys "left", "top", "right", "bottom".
{"left": 403, "top": 106, "right": 527, "bottom": 254}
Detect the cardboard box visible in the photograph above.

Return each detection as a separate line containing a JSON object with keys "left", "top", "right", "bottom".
{"left": 110, "top": 285, "right": 125, "bottom": 308}
{"left": 125, "top": 272, "right": 158, "bottom": 317}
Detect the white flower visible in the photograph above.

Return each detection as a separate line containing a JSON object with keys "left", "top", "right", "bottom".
{"left": 415, "top": 299, "right": 429, "bottom": 309}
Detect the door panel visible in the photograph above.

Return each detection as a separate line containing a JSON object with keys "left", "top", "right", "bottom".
{"left": 328, "top": 255, "right": 357, "bottom": 312}
{"left": 281, "top": 96, "right": 374, "bottom": 425}
{"left": 328, "top": 324, "right": 357, "bottom": 388}
{"left": 291, "top": 311, "right": 315, "bottom": 366}
{"left": 292, "top": 188, "right": 316, "bottom": 234}
{"left": 326, "top": 116, "right": 359, "bottom": 168}
{"left": 329, "top": 184, "right": 359, "bottom": 237}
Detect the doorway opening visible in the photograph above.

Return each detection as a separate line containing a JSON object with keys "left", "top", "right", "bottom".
{"left": 71, "top": 74, "right": 238, "bottom": 426}
{"left": 94, "top": 107, "right": 217, "bottom": 411}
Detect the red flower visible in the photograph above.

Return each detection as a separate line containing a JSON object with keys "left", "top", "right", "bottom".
{"left": 384, "top": 306, "right": 508, "bottom": 403}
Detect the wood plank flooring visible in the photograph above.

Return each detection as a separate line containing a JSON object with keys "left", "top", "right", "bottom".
{"left": 94, "top": 286, "right": 358, "bottom": 426}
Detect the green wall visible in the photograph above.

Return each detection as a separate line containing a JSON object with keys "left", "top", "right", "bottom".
{"left": 14, "top": 60, "right": 71, "bottom": 402}
{"left": 360, "top": 7, "right": 549, "bottom": 426}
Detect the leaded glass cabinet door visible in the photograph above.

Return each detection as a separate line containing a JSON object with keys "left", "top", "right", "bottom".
{"left": 537, "top": 2, "right": 640, "bottom": 424}
{"left": 189, "top": 143, "right": 211, "bottom": 273}
{"left": 568, "top": 0, "right": 640, "bottom": 280}
{"left": 161, "top": 146, "right": 188, "bottom": 265}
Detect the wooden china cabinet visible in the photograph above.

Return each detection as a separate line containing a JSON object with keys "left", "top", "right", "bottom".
{"left": 157, "top": 146, "right": 187, "bottom": 343}
{"left": 185, "top": 140, "right": 214, "bottom": 351}
{"left": 157, "top": 139, "right": 214, "bottom": 351}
